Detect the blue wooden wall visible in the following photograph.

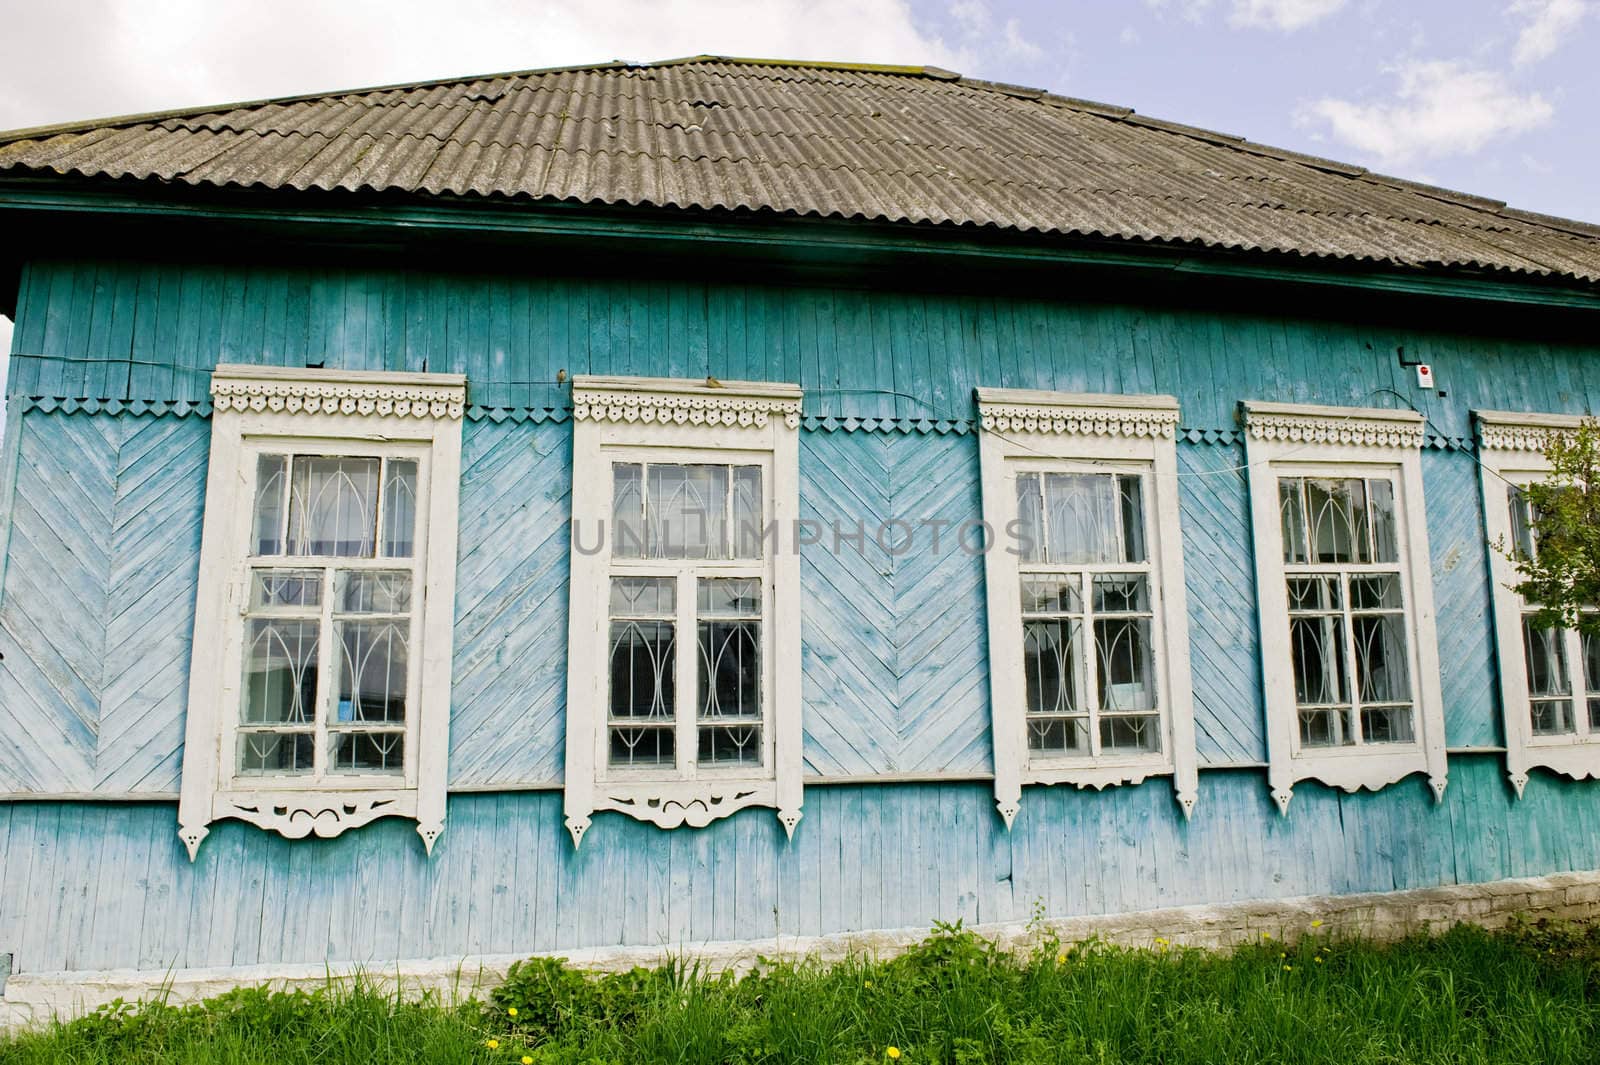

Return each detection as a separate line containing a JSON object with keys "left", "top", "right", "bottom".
{"left": 3, "top": 759, "right": 1599, "bottom": 973}
{"left": 0, "top": 252, "right": 1595, "bottom": 972}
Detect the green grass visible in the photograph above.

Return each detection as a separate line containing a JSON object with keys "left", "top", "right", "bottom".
{"left": 4, "top": 919, "right": 1598, "bottom": 1064}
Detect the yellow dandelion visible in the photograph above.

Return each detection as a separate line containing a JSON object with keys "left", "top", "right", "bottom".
{"left": 1283, "top": 965, "right": 1292, "bottom": 971}
{"left": 507, "top": 1007, "right": 518, "bottom": 1018}
{"left": 1311, "top": 919, "right": 1323, "bottom": 928}
{"left": 1155, "top": 937, "right": 1168, "bottom": 946}
{"left": 887, "top": 1047, "right": 902, "bottom": 1060}
{"left": 1279, "top": 951, "right": 1286, "bottom": 958}
{"left": 1056, "top": 953, "right": 1066, "bottom": 964}
{"left": 485, "top": 1040, "right": 499, "bottom": 1050}
{"left": 864, "top": 980, "right": 873, "bottom": 988}
{"left": 522, "top": 1057, "right": 534, "bottom": 1065}
{"left": 1260, "top": 932, "right": 1271, "bottom": 940}
{"left": 1316, "top": 957, "right": 1324, "bottom": 964}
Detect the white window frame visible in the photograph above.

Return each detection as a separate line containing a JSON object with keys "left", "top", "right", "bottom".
{"left": 1242, "top": 401, "right": 1446, "bottom": 814}
{"left": 1475, "top": 409, "right": 1600, "bottom": 795}
{"left": 563, "top": 376, "right": 803, "bottom": 847}
{"left": 177, "top": 366, "right": 465, "bottom": 860}
{"left": 976, "top": 388, "right": 1199, "bottom": 827}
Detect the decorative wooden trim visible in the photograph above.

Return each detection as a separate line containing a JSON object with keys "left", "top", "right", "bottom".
{"left": 1473, "top": 409, "right": 1600, "bottom": 792}
{"left": 1242, "top": 401, "right": 1425, "bottom": 450}
{"left": 563, "top": 376, "right": 804, "bottom": 846}
{"left": 975, "top": 388, "right": 1200, "bottom": 825}
{"left": 0, "top": 401, "right": 25, "bottom": 609}
{"left": 572, "top": 375, "right": 801, "bottom": 430}
{"left": 177, "top": 366, "right": 464, "bottom": 860}
{"left": 1243, "top": 400, "right": 1446, "bottom": 813}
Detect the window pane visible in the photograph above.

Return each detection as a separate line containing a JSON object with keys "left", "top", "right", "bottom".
{"left": 732, "top": 466, "right": 764, "bottom": 559}
{"left": 1360, "top": 706, "right": 1415, "bottom": 744}
{"left": 613, "top": 463, "right": 644, "bottom": 559}
{"left": 335, "top": 620, "right": 410, "bottom": 725}
{"left": 610, "top": 726, "right": 675, "bottom": 768}
{"left": 1015, "top": 473, "right": 1045, "bottom": 564}
{"left": 339, "top": 571, "right": 413, "bottom": 615}
{"left": 328, "top": 731, "right": 405, "bottom": 774}
{"left": 1021, "top": 574, "right": 1081, "bottom": 615}
{"left": 699, "top": 724, "right": 762, "bottom": 765}
{"left": 1350, "top": 574, "right": 1403, "bottom": 611}
{"left": 698, "top": 577, "right": 761, "bottom": 618}
{"left": 1352, "top": 613, "right": 1412, "bottom": 705}
{"left": 698, "top": 621, "right": 761, "bottom": 720}
{"left": 1532, "top": 700, "right": 1576, "bottom": 736}
{"left": 611, "top": 576, "right": 675, "bottom": 617}
{"left": 1290, "top": 615, "right": 1346, "bottom": 705}
{"left": 1279, "top": 478, "right": 1308, "bottom": 564}
{"left": 1508, "top": 486, "right": 1536, "bottom": 559}
{"left": 1028, "top": 716, "right": 1089, "bottom": 753}
{"left": 1287, "top": 575, "right": 1340, "bottom": 612}
{"left": 1042, "top": 473, "right": 1127, "bottom": 564}
{"left": 381, "top": 460, "right": 418, "bottom": 558}
{"left": 1101, "top": 714, "right": 1161, "bottom": 753}
{"left": 1096, "top": 617, "right": 1156, "bottom": 713}
{"left": 241, "top": 618, "right": 320, "bottom": 725}
{"left": 647, "top": 464, "right": 728, "bottom": 559}
{"left": 286, "top": 456, "right": 380, "bottom": 557}
{"left": 1304, "top": 478, "right": 1367, "bottom": 564}
{"left": 253, "top": 455, "right": 288, "bottom": 556}
{"left": 1117, "top": 475, "right": 1147, "bottom": 564}
{"left": 1023, "top": 619, "right": 1080, "bottom": 715}
{"left": 250, "top": 569, "right": 323, "bottom": 612}
{"left": 1523, "top": 620, "right": 1571, "bottom": 699}
{"left": 609, "top": 611, "right": 676, "bottom": 772}
{"left": 1092, "top": 573, "right": 1150, "bottom": 614}
{"left": 1300, "top": 706, "right": 1353, "bottom": 748}
{"left": 1584, "top": 630, "right": 1600, "bottom": 730}
{"left": 1368, "top": 479, "right": 1399, "bottom": 563}
{"left": 236, "top": 732, "right": 314, "bottom": 775}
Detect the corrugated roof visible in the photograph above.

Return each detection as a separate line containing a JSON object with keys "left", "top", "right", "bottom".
{"left": 2, "top": 55, "right": 1597, "bottom": 286}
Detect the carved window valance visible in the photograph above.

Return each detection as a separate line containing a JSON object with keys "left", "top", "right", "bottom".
{"left": 1242, "top": 401, "right": 1424, "bottom": 450}
{"left": 975, "top": 388, "right": 1179, "bottom": 438}
{"left": 1475, "top": 410, "right": 1589, "bottom": 454}
{"left": 573, "top": 376, "right": 801, "bottom": 430}
{"left": 211, "top": 366, "right": 466, "bottom": 421}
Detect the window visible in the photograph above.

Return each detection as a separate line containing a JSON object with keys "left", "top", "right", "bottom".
{"left": 976, "top": 389, "right": 1199, "bottom": 827}
{"left": 1242, "top": 402, "right": 1446, "bottom": 813}
{"left": 1475, "top": 410, "right": 1600, "bottom": 794}
{"left": 178, "top": 366, "right": 465, "bottom": 859}
{"left": 564, "top": 376, "right": 802, "bottom": 846}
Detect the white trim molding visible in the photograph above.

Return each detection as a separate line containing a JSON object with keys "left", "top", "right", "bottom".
{"left": 975, "top": 388, "right": 1199, "bottom": 827}
{"left": 1474, "top": 409, "right": 1600, "bottom": 795}
{"left": 563, "top": 375, "right": 804, "bottom": 847}
{"left": 177, "top": 365, "right": 466, "bottom": 859}
{"left": 1242, "top": 401, "right": 1447, "bottom": 814}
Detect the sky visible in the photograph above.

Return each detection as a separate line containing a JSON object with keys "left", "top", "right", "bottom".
{"left": 0, "top": 0, "right": 1596, "bottom": 396}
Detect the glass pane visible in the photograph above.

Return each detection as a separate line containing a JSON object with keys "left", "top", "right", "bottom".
{"left": 241, "top": 618, "right": 319, "bottom": 725}
{"left": 1028, "top": 716, "right": 1088, "bottom": 753}
{"left": 1523, "top": 620, "right": 1571, "bottom": 698}
{"left": 1350, "top": 574, "right": 1403, "bottom": 611}
{"left": 1095, "top": 617, "right": 1156, "bottom": 712}
{"left": 613, "top": 463, "right": 645, "bottom": 559}
{"left": 1021, "top": 574, "right": 1081, "bottom": 615}
{"left": 1304, "top": 478, "right": 1367, "bottom": 564}
{"left": 1583, "top": 629, "right": 1600, "bottom": 694}
{"left": 1508, "top": 486, "right": 1536, "bottom": 559}
{"left": 1299, "top": 707, "right": 1353, "bottom": 748}
{"left": 1352, "top": 613, "right": 1412, "bottom": 705}
{"left": 609, "top": 621, "right": 675, "bottom": 721}
{"left": 610, "top": 576, "right": 675, "bottom": 617}
{"left": 1015, "top": 473, "right": 1045, "bottom": 564}
{"left": 381, "top": 460, "right": 418, "bottom": 558}
{"left": 335, "top": 620, "right": 410, "bottom": 724}
{"left": 647, "top": 464, "right": 728, "bottom": 559}
{"left": 1092, "top": 573, "right": 1150, "bottom": 614}
{"left": 249, "top": 569, "right": 323, "bottom": 612}
{"left": 328, "top": 731, "right": 405, "bottom": 774}
{"left": 1042, "top": 473, "right": 1127, "bottom": 564}
{"left": 1023, "top": 619, "right": 1079, "bottom": 714}
{"left": 253, "top": 455, "right": 288, "bottom": 556}
{"left": 1287, "top": 575, "right": 1340, "bottom": 612}
{"left": 1101, "top": 714, "right": 1161, "bottom": 753}
{"left": 732, "top": 466, "right": 764, "bottom": 559}
{"left": 610, "top": 726, "right": 675, "bottom": 768}
{"left": 1117, "top": 475, "right": 1147, "bottom": 564}
{"left": 339, "top": 571, "right": 413, "bottom": 615}
{"left": 286, "top": 456, "right": 381, "bottom": 557}
{"left": 698, "top": 577, "right": 761, "bottom": 618}
{"left": 1279, "top": 479, "right": 1308, "bottom": 564}
{"left": 1368, "top": 479, "right": 1399, "bottom": 563}
{"left": 236, "top": 732, "right": 314, "bottom": 774}
{"left": 1290, "top": 615, "right": 1346, "bottom": 705}
{"left": 699, "top": 724, "right": 762, "bottom": 765}
{"left": 1532, "top": 700, "right": 1576, "bottom": 736}
{"left": 1360, "top": 706, "right": 1415, "bottom": 744}
{"left": 698, "top": 621, "right": 761, "bottom": 721}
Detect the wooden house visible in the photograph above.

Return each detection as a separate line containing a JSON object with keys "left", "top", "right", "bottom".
{"left": 2, "top": 57, "right": 1600, "bottom": 1017}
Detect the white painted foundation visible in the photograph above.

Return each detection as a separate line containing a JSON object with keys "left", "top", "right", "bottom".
{"left": 7, "top": 869, "right": 1600, "bottom": 1029}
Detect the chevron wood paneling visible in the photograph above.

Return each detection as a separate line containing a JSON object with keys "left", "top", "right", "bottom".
{"left": 1423, "top": 449, "right": 1501, "bottom": 749}
{"left": 447, "top": 420, "right": 572, "bottom": 786}
{"left": 799, "top": 431, "right": 992, "bottom": 777}
{"left": 1176, "top": 443, "right": 1267, "bottom": 765}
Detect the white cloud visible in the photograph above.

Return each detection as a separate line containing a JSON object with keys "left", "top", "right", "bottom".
{"left": 1298, "top": 60, "right": 1554, "bottom": 166}
{"left": 1229, "top": 0, "right": 1348, "bottom": 31}
{"left": 1509, "top": 0, "right": 1588, "bottom": 66}
{"left": 0, "top": 0, "right": 966, "bottom": 132}
{"left": 1001, "top": 18, "right": 1044, "bottom": 61}
{"left": 948, "top": 0, "right": 991, "bottom": 34}
{"left": 1144, "top": 0, "right": 1216, "bottom": 24}
{"left": 1120, "top": 25, "right": 1143, "bottom": 44}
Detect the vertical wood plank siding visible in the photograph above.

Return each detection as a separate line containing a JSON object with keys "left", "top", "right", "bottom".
{"left": 2, "top": 760, "right": 1600, "bottom": 973}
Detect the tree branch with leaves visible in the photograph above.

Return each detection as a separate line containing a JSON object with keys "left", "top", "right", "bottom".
{"left": 1507, "top": 419, "right": 1600, "bottom": 637}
